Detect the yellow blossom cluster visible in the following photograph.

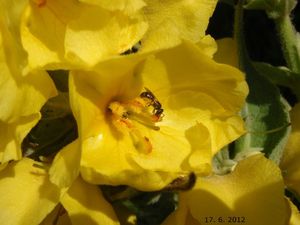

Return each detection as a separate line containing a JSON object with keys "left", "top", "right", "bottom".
{"left": 0, "top": 0, "right": 299, "bottom": 225}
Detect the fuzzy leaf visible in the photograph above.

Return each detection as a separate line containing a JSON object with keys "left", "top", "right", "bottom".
{"left": 244, "top": 0, "right": 297, "bottom": 19}
{"left": 234, "top": 1, "right": 291, "bottom": 164}
{"left": 253, "top": 62, "right": 300, "bottom": 99}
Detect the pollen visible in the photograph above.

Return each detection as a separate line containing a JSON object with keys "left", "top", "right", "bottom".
{"left": 107, "top": 88, "right": 164, "bottom": 154}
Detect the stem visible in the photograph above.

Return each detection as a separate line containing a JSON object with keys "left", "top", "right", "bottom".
{"left": 275, "top": 15, "right": 300, "bottom": 74}
{"left": 234, "top": 0, "right": 249, "bottom": 72}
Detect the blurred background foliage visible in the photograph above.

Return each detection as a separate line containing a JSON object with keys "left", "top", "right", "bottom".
{"left": 208, "top": 1, "right": 300, "bottom": 105}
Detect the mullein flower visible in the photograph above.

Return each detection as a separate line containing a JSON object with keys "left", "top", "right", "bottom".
{"left": 20, "top": 0, "right": 217, "bottom": 69}
{"left": 0, "top": 0, "right": 57, "bottom": 166}
{"left": 77, "top": 0, "right": 147, "bottom": 15}
{"left": 280, "top": 103, "right": 300, "bottom": 196}
{"left": 67, "top": 39, "right": 248, "bottom": 191}
{"left": 162, "top": 154, "right": 290, "bottom": 225}
{"left": 0, "top": 158, "right": 62, "bottom": 225}
{"left": 287, "top": 198, "right": 300, "bottom": 225}
{"left": 0, "top": 157, "right": 120, "bottom": 225}
{"left": 21, "top": 0, "right": 148, "bottom": 69}
{"left": 58, "top": 176, "right": 120, "bottom": 225}
{"left": 88, "top": 0, "right": 219, "bottom": 52}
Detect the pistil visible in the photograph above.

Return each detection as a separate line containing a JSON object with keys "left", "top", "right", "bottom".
{"left": 108, "top": 89, "right": 164, "bottom": 153}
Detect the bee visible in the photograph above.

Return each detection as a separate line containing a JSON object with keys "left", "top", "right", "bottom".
{"left": 140, "top": 88, "right": 164, "bottom": 121}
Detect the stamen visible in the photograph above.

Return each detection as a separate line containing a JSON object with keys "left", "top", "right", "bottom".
{"left": 129, "top": 113, "right": 160, "bottom": 131}
{"left": 129, "top": 129, "right": 152, "bottom": 154}
{"left": 108, "top": 88, "right": 163, "bottom": 153}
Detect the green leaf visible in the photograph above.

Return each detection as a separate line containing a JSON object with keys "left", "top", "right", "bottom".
{"left": 234, "top": 0, "right": 291, "bottom": 164}
{"left": 253, "top": 62, "right": 300, "bottom": 99}
{"left": 101, "top": 185, "right": 177, "bottom": 225}
{"left": 244, "top": 0, "right": 297, "bottom": 19}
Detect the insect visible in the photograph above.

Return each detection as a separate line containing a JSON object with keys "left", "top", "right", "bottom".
{"left": 164, "top": 172, "right": 196, "bottom": 191}
{"left": 140, "top": 88, "right": 164, "bottom": 121}
{"left": 121, "top": 41, "right": 142, "bottom": 55}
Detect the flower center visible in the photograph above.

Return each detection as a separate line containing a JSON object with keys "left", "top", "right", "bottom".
{"left": 108, "top": 88, "right": 164, "bottom": 154}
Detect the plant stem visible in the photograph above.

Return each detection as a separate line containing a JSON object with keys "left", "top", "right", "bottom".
{"left": 275, "top": 15, "right": 300, "bottom": 74}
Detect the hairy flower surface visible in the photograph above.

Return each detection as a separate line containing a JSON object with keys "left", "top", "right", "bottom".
{"left": 162, "top": 154, "right": 289, "bottom": 225}
{"left": 20, "top": 0, "right": 217, "bottom": 69}
{"left": 280, "top": 103, "right": 300, "bottom": 196}
{"left": 69, "top": 40, "right": 248, "bottom": 191}
{"left": 0, "top": 0, "right": 57, "bottom": 165}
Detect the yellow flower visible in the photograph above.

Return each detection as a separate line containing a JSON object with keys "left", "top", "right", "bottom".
{"left": 78, "top": 0, "right": 146, "bottom": 15}
{"left": 162, "top": 154, "right": 290, "bottom": 225}
{"left": 69, "top": 39, "right": 248, "bottom": 191}
{"left": 0, "top": 0, "right": 57, "bottom": 165}
{"left": 287, "top": 198, "right": 300, "bottom": 225}
{"left": 20, "top": 0, "right": 217, "bottom": 69}
{"left": 0, "top": 158, "right": 62, "bottom": 225}
{"left": 80, "top": 0, "right": 218, "bottom": 52}
{"left": 140, "top": 0, "right": 218, "bottom": 52}
{"left": 21, "top": 0, "right": 147, "bottom": 69}
{"left": 0, "top": 157, "right": 120, "bottom": 225}
{"left": 280, "top": 103, "right": 300, "bottom": 196}
{"left": 59, "top": 177, "right": 120, "bottom": 225}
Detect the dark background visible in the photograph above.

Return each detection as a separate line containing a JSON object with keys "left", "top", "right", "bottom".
{"left": 207, "top": 2, "right": 300, "bottom": 67}
{"left": 207, "top": 1, "right": 300, "bottom": 105}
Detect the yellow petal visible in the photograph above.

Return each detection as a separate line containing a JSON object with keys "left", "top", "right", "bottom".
{"left": 65, "top": 6, "right": 147, "bottom": 67}
{"left": 280, "top": 103, "right": 300, "bottom": 196}
{"left": 186, "top": 154, "right": 289, "bottom": 225}
{"left": 287, "top": 198, "right": 300, "bottom": 225}
{"left": 0, "top": 114, "right": 39, "bottom": 163}
{"left": 78, "top": 0, "right": 146, "bottom": 15}
{"left": 39, "top": 205, "right": 72, "bottom": 225}
{"left": 49, "top": 140, "right": 80, "bottom": 188}
{"left": 141, "top": 0, "right": 218, "bottom": 52}
{"left": 0, "top": 68, "right": 56, "bottom": 163}
{"left": 196, "top": 35, "right": 217, "bottom": 59}
{"left": 21, "top": 3, "right": 68, "bottom": 70}
{"left": 142, "top": 41, "right": 248, "bottom": 152}
{"left": 21, "top": 0, "right": 147, "bottom": 69}
{"left": 0, "top": 68, "right": 57, "bottom": 123}
{"left": 0, "top": 8, "right": 57, "bottom": 122}
{"left": 214, "top": 38, "right": 239, "bottom": 67}
{"left": 0, "top": 158, "right": 61, "bottom": 225}
{"left": 0, "top": 3, "right": 57, "bottom": 163}
{"left": 146, "top": 41, "right": 248, "bottom": 117}
{"left": 0, "top": 0, "right": 28, "bottom": 74}
{"left": 61, "top": 177, "right": 120, "bottom": 225}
